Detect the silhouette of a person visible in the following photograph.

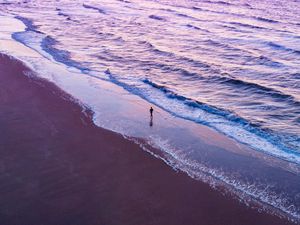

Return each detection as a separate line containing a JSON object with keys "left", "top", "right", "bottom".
{"left": 149, "top": 107, "right": 154, "bottom": 127}
{"left": 150, "top": 107, "right": 154, "bottom": 117}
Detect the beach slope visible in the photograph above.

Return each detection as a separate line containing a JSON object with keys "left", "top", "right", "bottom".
{"left": 0, "top": 53, "right": 293, "bottom": 225}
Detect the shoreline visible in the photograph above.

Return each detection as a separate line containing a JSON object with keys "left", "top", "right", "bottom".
{"left": 0, "top": 53, "right": 296, "bottom": 225}
{"left": 1, "top": 15, "right": 300, "bottom": 222}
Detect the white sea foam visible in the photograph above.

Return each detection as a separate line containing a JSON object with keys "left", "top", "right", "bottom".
{"left": 133, "top": 135, "right": 300, "bottom": 222}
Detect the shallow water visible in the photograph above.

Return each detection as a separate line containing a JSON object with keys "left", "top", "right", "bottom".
{"left": 0, "top": 0, "right": 300, "bottom": 222}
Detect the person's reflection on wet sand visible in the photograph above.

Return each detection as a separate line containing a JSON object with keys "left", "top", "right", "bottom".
{"left": 149, "top": 116, "right": 153, "bottom": 127}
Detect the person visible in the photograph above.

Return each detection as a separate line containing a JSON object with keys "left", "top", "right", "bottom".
{"left": 149, "top": 107, "right": 154, "bottom": 127}
{"left": 150, "top": 107, "right": 154, "bottom": 117}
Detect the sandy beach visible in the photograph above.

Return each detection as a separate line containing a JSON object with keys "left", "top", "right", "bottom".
{"left": 0, "top": 53, "right": 295, "bottom": 225}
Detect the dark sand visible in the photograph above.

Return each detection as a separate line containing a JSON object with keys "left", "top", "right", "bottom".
{"left": 0, "top": 53, "right": 294, "bottom": 225}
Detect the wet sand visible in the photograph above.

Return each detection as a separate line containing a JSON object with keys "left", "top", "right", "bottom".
{"left": 0, "top": 53, "right": 294, "bottom": 225}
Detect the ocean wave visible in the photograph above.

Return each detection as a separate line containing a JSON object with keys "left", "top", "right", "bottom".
{"left": 171, "top": 12, "right": 201, "bottom": 22}
{"left": 255, "top": 16, "right": 279, "bottom": 24}
{"left": 244, "top": 55, "right": 283, "bottom": 68}
{"left": 220, "top": 51, "right": 284, "bottom": 68}
{"left": 83, "top": 3, "right": 106, "bottom": 14}
{"left": 57, "top": 11, "right": 69, "bottom": 18}
{"left": 186, "top": 24, "right": 201, "bottom": 30}
{"left": 191, "top": 5, "right": 280, "bottom": 26}
{"left": 41, "top": 36, "right": 76, "bottom": 67}
{"left": 204, "top": 39, "right": 244, "bottom": 52}
{"left": 227, "top": 21, "right": 268, "bottom": 30}
{"left": 185, "top": 24, "right": 210, "bottom": 32}
{"left": 0, "top": 2, "right": 12, "bottom": 5}
{"left": 117, "top": 0, "right": 131, "bottom": 3}
{"left": 191, "top": 5, "right": 243, "bottom": 18}
{"left": 211, "top": 75, "right": 299, "bottom": 105}
{"left": 143, "top": 78, "right": 237, "bottom": 119}
{"left": 176, "top": 13, "right": 191, "bottom": 18}
{"left": 201, "top": 0, "right": 233, "bottom": 5}
{"left": 192, "top": 6, "right": 203, "bottom": 11}
{"left": 256, "top": 55, "right": 284, "bottom": 67}
{"left": 138, "top": 40, "right": 175, "bottom": 57}
{"left": 149, "top": 14, "right": 166, "bottom": 21}
{"left": 267, "top": 41, "right": 300, "bottom": 55}
{"left": 138, "top": 40, "right": 212, "bottom": 69}
{"left": 12, "top": 20, "right": 87, "bottom": 73}
{"left": 221, "top": 24, "right": 252, "bottom": 33}
{"left": 293, "top": 73, "right": 300, "bottom": 79}
{"left": 103, "top": 39, "right": 287, "bottom": 95}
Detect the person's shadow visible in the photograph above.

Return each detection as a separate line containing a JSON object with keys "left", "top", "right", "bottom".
{"left": 149, "top": 115, "right": 153, "bottom": 127}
